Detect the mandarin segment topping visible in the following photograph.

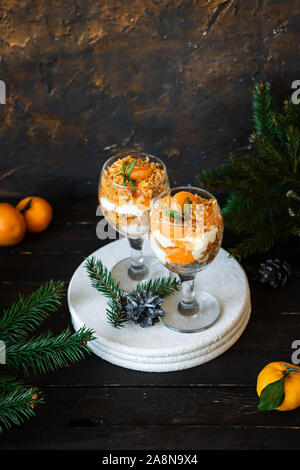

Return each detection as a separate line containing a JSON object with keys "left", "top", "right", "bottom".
{"left": 159, "top": 218, "right": 188, "bottom": 240}
{"left": 130, "top": 166, "right": 153, "bottom": 181}
{"left": 106, "top": 156, "right": 163, "bottom": 189}
{"left": 172, "top": 191, "right": 197, "bottom": 209}
{"left": 165, "top": 246, "right": 195, "bottom": 265}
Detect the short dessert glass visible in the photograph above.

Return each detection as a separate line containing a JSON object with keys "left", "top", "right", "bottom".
{"left": 149, "top": 186, "right": 224, "bottom": 333}
{"left": 98, "top": 151, "right": 170, "bottom": 292}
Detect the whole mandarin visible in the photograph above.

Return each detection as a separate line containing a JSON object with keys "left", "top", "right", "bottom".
{"left": 16, "top": 197, "right": 53, "bottom": 233}
{"left": 0, "top": 202, "right": 26, "bottom": 246}
{"left": 257, "top": 361, "right": 300, "bottom": 411}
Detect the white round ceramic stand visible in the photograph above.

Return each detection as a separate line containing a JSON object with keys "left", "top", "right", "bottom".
{"left": 68, "top": 238, "right": 251, "bottom": 372}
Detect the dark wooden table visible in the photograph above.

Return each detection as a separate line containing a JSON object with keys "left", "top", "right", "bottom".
{"left": 0, "top": 198, "right": 300, "bottom": 451}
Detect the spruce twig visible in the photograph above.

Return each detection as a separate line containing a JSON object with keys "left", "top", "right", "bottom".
{"left": 135, "top": 276, "right": 181, "bottom": 298}
{"left": 0, "top": 384, "right": 43, "bottom": 432}
{"left": 85, "top": 257, "right": 128, "bottom": 328}
{"left": 0, "top": 281, "right": 65, "bottom": 345}
{"left": 5, "top": 326, "right": 94, "bottom": 375}
{"left": 85, "top": 258, "right": 181, "bottom": 328}
{"left": 253, "top": 82, "right": 276, "bottom": 139}
{"left": 0, "top": 282, "right": 95, "bottom": 433}
{"left": 85, "top": 256, "right": 124, "bottom": 301}
{"left": 197, "top": 82, "right": 300, "bottom": 259}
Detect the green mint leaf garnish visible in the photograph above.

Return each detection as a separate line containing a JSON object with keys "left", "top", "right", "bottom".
{"left": 181, "top": 197, "right": 193, "bottom": 218}
{"left": 165, "top": 209, "right": 183, "bottom": 223}
{"left": 114, "top": 159, "right": 137, "bottom": 190}
{"left": 126, "top": 160, "right": 137, "bottom": 177}
{"left": 128, "top": 177, "right": 135, "bottom": 190}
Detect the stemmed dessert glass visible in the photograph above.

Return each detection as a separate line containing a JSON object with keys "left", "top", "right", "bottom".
{"left": 149, "top": 186, "right": 224, "bottom": 333}
{"left": 98, "top": 151, "right": 170, "bottom": 292}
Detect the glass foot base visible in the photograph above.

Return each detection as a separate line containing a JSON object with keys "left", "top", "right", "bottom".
{"left": 160, "top": 290, "right": 221, "bottom": 333}
{"left": 111, "top": 256, "right": 171, "bottom": 292}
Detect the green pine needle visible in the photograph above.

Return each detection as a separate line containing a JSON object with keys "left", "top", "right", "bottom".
{"left": 135, "top": 276, "right": 181, "bottom": 298}
{"left": 0, "top": 282, "right": 95, "bottom": 433}
{"left": 85, "top": 256, "right": 124, "bottom": 300}
{"left": 85, "top": 257, "right": 181, "bottom": 328}
{"left": 228, "top": 226, "right": 278, "bottom": 260}
{"left": 0, "top": 281, "right": 65, "bottom": 345}
{"left": 85, "top": 256, "right": 128, "bottom": 328}
{"left": 5, "top": 326, "right": 95, "bottom": 375}
{"left": 0, "top": 373, "right": 28, "bottom": 394}
{"left": 197, "top": 82, "right": 300, "bottom": 259}
{"left": 253, "top": 82, "right": 277, "bottom": 139}
{"left": 0, "top": 384, "right": 43, "bottom": 432}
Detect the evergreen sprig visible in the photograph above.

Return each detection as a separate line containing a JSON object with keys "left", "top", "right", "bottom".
{"left": 197, "top": 82, "right": 300, "bottom": 259}
{"left": 5, "top": 326, "right": 94, "bottom": 375}
{"left": 0, "top": 384, "right": 43, "bottom": 432}
{"left": 85, "top": 256, "right": 127, "bottom": 328}
{"left": 0, "top": 281, "right": 94, "bottom": 432}
{"left": 85, "top": 257, "right": 181, "bottom": 328}
{"left": 252, "top": 82, "right": 277, "bottom": 139}
{"left": 135, "top": 276, "right": 181, "bottom": 298}
{"left": 0, "top": 281, "right": 64, "bottom": 345}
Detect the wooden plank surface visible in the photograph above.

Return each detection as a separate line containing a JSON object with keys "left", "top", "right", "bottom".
{"left": 2, "top": 425, "right": 300, "bottom": 450}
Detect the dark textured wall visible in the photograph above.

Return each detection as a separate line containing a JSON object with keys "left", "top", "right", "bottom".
{"left": 0, "top": 0, "right": 300, "bottom": 200}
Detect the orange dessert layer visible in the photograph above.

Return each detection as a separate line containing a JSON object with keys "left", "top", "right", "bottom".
{"left": 150, "top": 191, "right": 223, "bottom": 267}
{"left": 99, "top": 155, "right": 168, "bottom": 212}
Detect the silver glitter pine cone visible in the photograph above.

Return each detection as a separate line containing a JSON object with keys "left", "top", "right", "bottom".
{"left": 124, "top": 290, "right": 165, "bottom": 327}
{"left": 259, "top": 258, "right": 292, "bottom": 288}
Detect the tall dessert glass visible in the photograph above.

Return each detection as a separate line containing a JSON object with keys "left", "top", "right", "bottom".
{"left": 99, "top": 151, "right": 170, "bottom": 291}
{"left": 149, "top": 186, "right": 223, "bottom": 333}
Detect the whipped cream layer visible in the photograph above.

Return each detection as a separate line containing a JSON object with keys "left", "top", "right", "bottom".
{"left": 100, "top": 197, "right": 148, "bottom": 217}
{"left": 152, "top": 225, "right": 218, "bottom": 260}
{"left": 150, "top": 236, "right": 166, "bottom": 264}
{"left": 191, "top": 226, "right": 218, "bottom": 259}
{"left": 119, "top": 223, "right": 148, "bottom": 238}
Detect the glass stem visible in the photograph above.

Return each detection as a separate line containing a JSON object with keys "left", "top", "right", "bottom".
{"left": 128, "top": 238, "right": 149, "bottom": 281}
{"left": 178, "top": 273, "right": 199, "bottom": 315}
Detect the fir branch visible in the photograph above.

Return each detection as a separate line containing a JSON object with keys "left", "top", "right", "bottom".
{"left": 283, "top": 99, "right": 300, "bottom": 128}
{"left": 250, "top": 132, "right": 291, "bottom": 173}
{"left": 0, "top": 281, "right": 65, "bottom": 345}
{"left": 0, "top": 283, "right": 95, "bottom": 433}
{"left": 228, "top": 227, "right": 278, "bottom": 260}
{"left": 198, "top": 155, "right": 270, "bottom": 194}
{"left": 253, "top": 82, "right": 276, "bottom": 139}
{"left": 105, "top": 297, "right": 128, "bottom": 329}
{"left": 85, "top": 256, "right": 127, "bottom": 328}
{"left": 5, "top": 326, "right": 95, "bottom": 375}
{"left": 0, "top": 385, "right": 43, "bottom": 432}
{"left": 85, "top": 259, "right": 181, "bottom": 328}
{"left": 85, "top": 257, "right": 124, "bottom": 301}
{"left": 197, "top": 82, "right": 300, "bottom": 258}
{"left": 135, "top": 276, "right": 181, "bottom": 298}
{"left": 0, "top": 372, "right": 25, "bottom": 393}
{"left": 285, "top": 124, "right": 300, "bottom": 174}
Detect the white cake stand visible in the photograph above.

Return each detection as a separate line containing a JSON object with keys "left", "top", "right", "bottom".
{"left": 68, "top": 238, "right": 251, "bottom": 372}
